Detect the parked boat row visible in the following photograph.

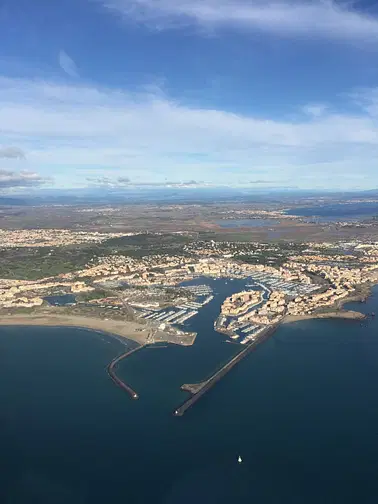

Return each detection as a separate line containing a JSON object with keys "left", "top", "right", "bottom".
{"left": 173, "top": 310, "right": 198, "bottom": 324}
{"left": 141, "top": 306, "right": 199, "bottom": 326}
{"left": 240, "top": 326, "right": 266, "bottom": 344}
{"left": 202, "top": 295, "right": 214, "bottom": 305}
{"left": 240, "top": 324, "right": 258, "bottom": 334}
{"left": 250, "top": 272, "right": 318, "bottom": 296}
{"left": 178, "top": 301, "right": 203, "bottom": 309}
{"left": 181, "top": 284, "right": 213, "bottom": 295}
{"left": 139, "top": 283, "right": 213, "bottom": 328}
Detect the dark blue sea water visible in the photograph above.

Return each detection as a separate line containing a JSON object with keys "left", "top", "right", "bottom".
{"left": 2, "top": 281, "right": 378, "bottom": 503}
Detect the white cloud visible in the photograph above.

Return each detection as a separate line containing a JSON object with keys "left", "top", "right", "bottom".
{"left": 0, "top": 169, "right": 49, "bottom": 189}
{"left": 97, "top": 0, "right": 378, "bottom": 43}
{"left": 1, "top": 76, "right": 378, "bottom": 189}
{"left": 59, "top": 50, "right": 79, "bottom": 78}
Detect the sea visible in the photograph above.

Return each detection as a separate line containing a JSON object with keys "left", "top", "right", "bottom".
{"left": 1, "top": 278, "right": 378, "bottom": 503}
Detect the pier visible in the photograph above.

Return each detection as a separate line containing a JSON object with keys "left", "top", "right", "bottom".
{"left": 106, "top": 345, "right": 144, "bottom": 399}
{"left": 173, "top": 325, "right": 278, "bottom": 416}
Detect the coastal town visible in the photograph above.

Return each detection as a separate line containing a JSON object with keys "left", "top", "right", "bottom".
{"left": 1, "top": 208, "right": 378, "bottom": 417}
{"left": 0, "top": 227, "right": 377, "bottom": 348}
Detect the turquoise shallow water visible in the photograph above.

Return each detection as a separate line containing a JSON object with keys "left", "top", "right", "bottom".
{"left": 1, "top": 281, "right": 378, "bottom": 503}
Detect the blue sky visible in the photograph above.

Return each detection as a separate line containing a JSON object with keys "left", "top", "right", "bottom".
{"left": 2, "top": 0, "right": 378, "bottom": 190}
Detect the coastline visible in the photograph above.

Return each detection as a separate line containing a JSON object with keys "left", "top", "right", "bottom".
{"left": 1, "top": 281, "right": 375, "bottom": 346}
{"left": 0, "top": 314, "right": 152, "bottom": 345}
{"left": 282, "top": 310, "right": 366, "bottom": 324}
{"left": 189, "top": 288, "right": 371, "bottom": 415}
{"left": 177, "top": 283, "right": 372, "bottom": 416}
{"left": 282, "top": 282, "right": 375, "bottom": 324}
{"left": 0, "top": 314, "right": 197, "bottom": 346}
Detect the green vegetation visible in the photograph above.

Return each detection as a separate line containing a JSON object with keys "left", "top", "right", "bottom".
{"left": 102, "top": 233, "right": 191, "bottom": 258}
{"left": 0, "top": 230, "right": 345, "bottom": 281}
{"left": 0, "top": 233, "right": 192, "bottom": 280}
{"left": 0, "top": 246, "right": 100, "bottom": 280}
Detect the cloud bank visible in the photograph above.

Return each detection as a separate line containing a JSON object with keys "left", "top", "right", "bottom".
{"left": 0, "top": 169, "right": 48, "bottom": 189}
{"left": 98, "top": 0, "right": 378, "bottom": 43}
{"left": 1, "top": 76, "right": 378, "bottom": 189}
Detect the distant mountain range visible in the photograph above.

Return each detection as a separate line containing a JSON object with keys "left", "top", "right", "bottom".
{"left": 1, "top": 187, "right": 378, "bottom": 206}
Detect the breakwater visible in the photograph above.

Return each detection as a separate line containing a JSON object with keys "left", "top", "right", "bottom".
{"left": 106, "top": 345, "right": 144, "bottom": 399}
{"left": 173, "top": 324, "right": 278, "bottom": 416}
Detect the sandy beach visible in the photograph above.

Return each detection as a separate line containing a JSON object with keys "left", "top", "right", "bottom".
{"left": 0, "top": 314, "right": 151, "bottom": 345}
{"left": 0, "top": 313, "right": 197, "bottom": 346}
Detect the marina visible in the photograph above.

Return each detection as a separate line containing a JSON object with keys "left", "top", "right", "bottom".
{"left": 248, "top": 273, "right": 319, "bottom": 296}
{"left": 139, "top": 284, "right": 214, "bottom": 327}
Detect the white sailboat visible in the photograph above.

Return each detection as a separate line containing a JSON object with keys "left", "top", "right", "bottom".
{"left": 238, "top": 455, "right": 242, "bottom": 464}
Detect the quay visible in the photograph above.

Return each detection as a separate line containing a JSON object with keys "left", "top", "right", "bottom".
{"left": 173, "top": 324, "right": 278, "bottom": 416}
{"left": 106, "top": 345, "right": 144, "bottom": 399}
